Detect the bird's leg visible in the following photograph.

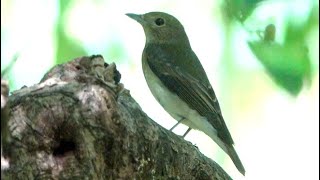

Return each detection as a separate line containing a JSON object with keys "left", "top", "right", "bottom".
{"left": 170, "top": 117, "right": 185, "bottom": 131}
{"left": 182, "top": 128, "right": 192, "bottom": 138}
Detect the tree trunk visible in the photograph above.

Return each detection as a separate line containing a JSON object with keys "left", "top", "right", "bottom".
{"left": 1, "top": 55, "right": 232, "bottom": 180}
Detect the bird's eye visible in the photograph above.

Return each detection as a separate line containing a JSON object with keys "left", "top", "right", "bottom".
{"left": 155, "top": 18, "right": 165, "bottom": 26}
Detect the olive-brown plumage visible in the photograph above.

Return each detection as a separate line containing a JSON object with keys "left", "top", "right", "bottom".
{"left": 126, "top": 12, "right": 245, "bottom": 175}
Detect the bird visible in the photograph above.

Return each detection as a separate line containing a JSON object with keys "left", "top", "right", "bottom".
{"left": 126, "top": 12, "right": 245, "bottom": 175}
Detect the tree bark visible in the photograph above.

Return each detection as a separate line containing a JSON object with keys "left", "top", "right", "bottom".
{"left": 1, "top": 55, "right": 232, "bottom": 180}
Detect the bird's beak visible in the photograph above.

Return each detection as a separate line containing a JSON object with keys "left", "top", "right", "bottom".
{"left": 126, "top": 13, "right": 144, "bottom": 24}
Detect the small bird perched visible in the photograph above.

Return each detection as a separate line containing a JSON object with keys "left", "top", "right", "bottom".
{"left": 126, "top": 12, "right": 245, "bottom": 175}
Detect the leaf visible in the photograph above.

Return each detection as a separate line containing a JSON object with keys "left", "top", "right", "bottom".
{"left": 223, "top": 0, "right": 265, "bottom": 22}
{"left": 248, "top": 40, "right": 311, "bottom": 96}
{"left": 247, "top": 2, "right": 318, "bottom": 96}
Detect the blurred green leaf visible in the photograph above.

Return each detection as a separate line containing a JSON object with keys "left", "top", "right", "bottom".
{"left": 1, "top": 53, "right": 20, "bottom": 92}
{"left": 55, "top": 0, "right": 86, "bottom": 64}
{"left": 247, "top": 2, "right": 317, "bottom": 96}
{"left": 55, "top": 27, "right": 86, "bottom": 64}
{"left": 285, "top": 6, "right": 319, "bottom": 45}
{"left": 1, "top": 53, "right": 19, "bottom": 77}
{"left": 223, "top": 0, "right": 265, "bottom": 23}
{"left": 248, "top": 38, "right": 311, "bottom": 96}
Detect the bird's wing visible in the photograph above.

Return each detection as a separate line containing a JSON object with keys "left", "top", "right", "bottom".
{"left": 145, "top": 52, "right": 234, "bottom": 145}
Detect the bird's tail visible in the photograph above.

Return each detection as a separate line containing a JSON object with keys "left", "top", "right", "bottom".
{"left": 226, "top": 144, "right": 246, "bottom": 176}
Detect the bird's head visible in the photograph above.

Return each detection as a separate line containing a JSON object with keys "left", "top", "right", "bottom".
{"left": 126, "top": 12, "right": 190, "bottom": 45}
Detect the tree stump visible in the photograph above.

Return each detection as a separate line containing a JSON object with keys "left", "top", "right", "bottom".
{"left": 1, "top": 55, "right": 232, "bottom": 180}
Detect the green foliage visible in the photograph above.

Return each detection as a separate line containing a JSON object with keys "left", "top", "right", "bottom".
{"left": 248, "top": 5, "right": 318, "bottom": 96}
{"left": 248, "top": 40, "right": 311, "bottom": 96}
{"left": 55, "top": 26, "right": 86, "bottom": 64}
{"left": 55, "top": 0, "right": 86, "bottom": 64}
{"left": 223, "top": 0, "right": 265, "bottom": 22}
{"left": 1, "top": 53, "right": 19, "bottom": 77}
{"left": 224, "top": 0, "right": 318, "bottom": 96}
{"left": 1, "top": 53, "right": 19, "bottom": 91}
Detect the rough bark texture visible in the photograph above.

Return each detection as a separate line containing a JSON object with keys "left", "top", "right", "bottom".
{"left": 1, "top": 55, "right": 232, "bottom": 180}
